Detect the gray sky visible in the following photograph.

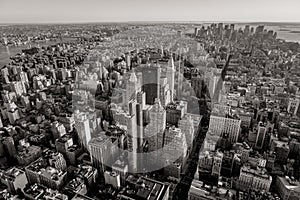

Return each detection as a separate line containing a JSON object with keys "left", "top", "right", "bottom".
{"left": 0, "top": 0, "right": 300, "bottom": 23}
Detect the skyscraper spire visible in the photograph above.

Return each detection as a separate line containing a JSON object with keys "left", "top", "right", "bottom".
{"left": 129, "top": 69, "right": 137, "bottom": 83}
{"left": 168, "top": 55, "right": 175, "bottom": 71}
{"left": 167, "top": 55, "right": 175, "bottom": 102}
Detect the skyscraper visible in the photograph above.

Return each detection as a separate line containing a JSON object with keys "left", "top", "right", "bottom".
{"left": 140, "top": 64, "right": 161, "bottom": 105}
{"left": 160, "top": 77, "right": 171, "bottom": 107}
{"left": 287, "top": 97, "right": 300, "bottom": 116}
{"left": 211, "top": 151, "right": 223, "bottom": 178}
{"left": 144, "top": 99, "right": 166, "bottom": 152}
{"left": 164, "top": 126, "right": 188, "bottom": 165}
{"left": 75, "top": 112, "right": 91, "bottom": 151}
{"left": 124, "top": 71, "right": 139, "bottom": 108}
{"left": 166, "top": 56, "right": 175, "bottom": 102}
{"left": 3, "top": 136, "right": 17, "bottom": 159}
{"left": 89, "top": 135, "right": 118, "bottom": 176}
{"left": 238, "top": 164, "right": 272, "bottom": 192}
{"left": 178, "top": 115, "right": 194, "bottom": 148}
{"left": 209, "top": 115, "right": 241, "bottom": 145}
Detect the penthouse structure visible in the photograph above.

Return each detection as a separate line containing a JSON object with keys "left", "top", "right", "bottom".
{"left": 117, "top": 176, "right": 170, "bottom": 200}
{"left": 0, "top": 168, "right": 28, "bottom": 193}
{"left": 238, "top": 164, "right": 272, "bottom": 192}
{"left": 25, "top": 157, "right": 67, "bottom": 190}
{"left": 64, "top": 177, "right": 87, "bottom": 197}
{"left": 23, "top": 183, "right": 67, "bottom": 200}
{"left": 166, "top": 101, "right": 187, "bottom": 126}
{"left": 16, "top": 144, "right": 42, "bottom": 166}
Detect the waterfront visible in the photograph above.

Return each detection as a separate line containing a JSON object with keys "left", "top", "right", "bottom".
{"left": 1, "top": 23, "right": 300, "bottom": 69}
{"left": 0, "top": 38, "right": 77, "bottom": 67}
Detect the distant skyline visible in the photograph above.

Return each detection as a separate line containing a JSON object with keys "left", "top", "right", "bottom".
{"left": 1, "top": 0, "right": 300, "bottom": 24}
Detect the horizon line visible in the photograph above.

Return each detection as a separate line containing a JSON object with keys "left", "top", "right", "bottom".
{"left": 1, "top": 20, "right": 300, "bottom": 25}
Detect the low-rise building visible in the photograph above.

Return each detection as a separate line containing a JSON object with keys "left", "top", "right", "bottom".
{"left": 276, "top": 176, "right": 300, "bottom": 200}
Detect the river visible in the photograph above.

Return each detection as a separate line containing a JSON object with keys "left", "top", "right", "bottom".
{"left": 0, "top": 38, "right": 77, "bottom": 68}
{"left": 1, "top": 23, "right": 300, "bottom": 68}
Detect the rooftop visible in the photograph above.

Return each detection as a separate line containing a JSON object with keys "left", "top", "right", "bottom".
{"left": 241, "top": 164, "right": 270, "bottom": 180}
{"left": 120, "top": 176, "right": 169, "bottom": 200}
{"left": 0, "top": 167, "right": 25, "bottom": 182}
{"left": 277, "top": 176, "right": 300, "bottom": 193}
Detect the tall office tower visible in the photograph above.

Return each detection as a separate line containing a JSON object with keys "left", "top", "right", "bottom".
{"left": 160, "top": 78, "right": 171, "bottom": 107}
{"left": 160, "top": 45, "right": 164, "bottom": 56}
{"left": 126, "top": 54, "right": 131, "bottom": 69}
{"left": 191, "top": 76, "right": 204, "bottom": 99}
{"left": 89, "top": 135, "right": 118, "bottom": 176}
{"left": 244, "top": 25, "right": 250, "bottom": 36}
{"left": 230, "top": 24, "right": 235, "bottom": 31}
{"left": 136, "top": 72, "right": 143, "bottom": 91}
{"left": 137, "top": 91, "right": 146, "bottom": 110}
{"left": 2, "top": 137, "right": 17, "bottom": 158}
{"left": 209, "top": 115, "right": 241, "bottom": 145}
{"left": 96, "top": 61, "right": 103, "bottom": 80}
{"left": 204, "top": 70, "right": 219, "bottom": 99}
{"left": 127, "top": 100, "right": 138, "bottom": 171}
{"left": 75, "top": 112, "right": 91, "bottom": 151}
{"left": 178, "top": 115, "right": 194, "bottom": 148}
{"left": 166, "top": 56, "right": 175, "bottom": 102}
{"left": 177, "top": 57, "right": 183, "bottom": 99}
{"left": 194, "top": 27, "right": 198, "bottom": 36}
{"left": 140, "top": 64, "right": 161, "bottom": 105}
{"left": 218, "top": 23, "right": 224, "bottom": 38}
{"left": 136, "top": 103, "right": 143, "bottom": 150}
{"left": 255, "top": 25, "right": 264, "bottom": 34}
{"left": 164, "top": 127, "right": 188, "bottom": 179}
{"left": 287, "top": 97, "right": 300, "bottom": 116}
{"left": 218, "top": 23, "right": 223, "bottom": 30}
{"left": 164, "top": 126, "right": 188, "bottom": 163}
{"left": 3, "top": 37, "right": 7, "bottom": 45}
{"left": 255, "top": 122, "right": 267, "bottom": 150}
{"left": 144, "top": 99, "right": 166, "bottom": 152}
{"left": 124, "top": 71, "right": 138, "bottom": 108}
{"left": 111, "top": 99, "right": 143, "bottom": 171}
{"left": 220, "top": 151, "right": 235, "bottom": 177}
{"left": 211, "top": 151, "right": 223, "bottom": 178}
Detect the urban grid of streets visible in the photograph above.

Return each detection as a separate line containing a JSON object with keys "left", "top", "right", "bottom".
{"left": 0, "top": 22, "right": 300, "bottom": 200}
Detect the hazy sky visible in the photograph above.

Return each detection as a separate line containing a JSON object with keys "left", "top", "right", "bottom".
{"left": 0, "top": 0, "right": 300, "bottom": 23}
